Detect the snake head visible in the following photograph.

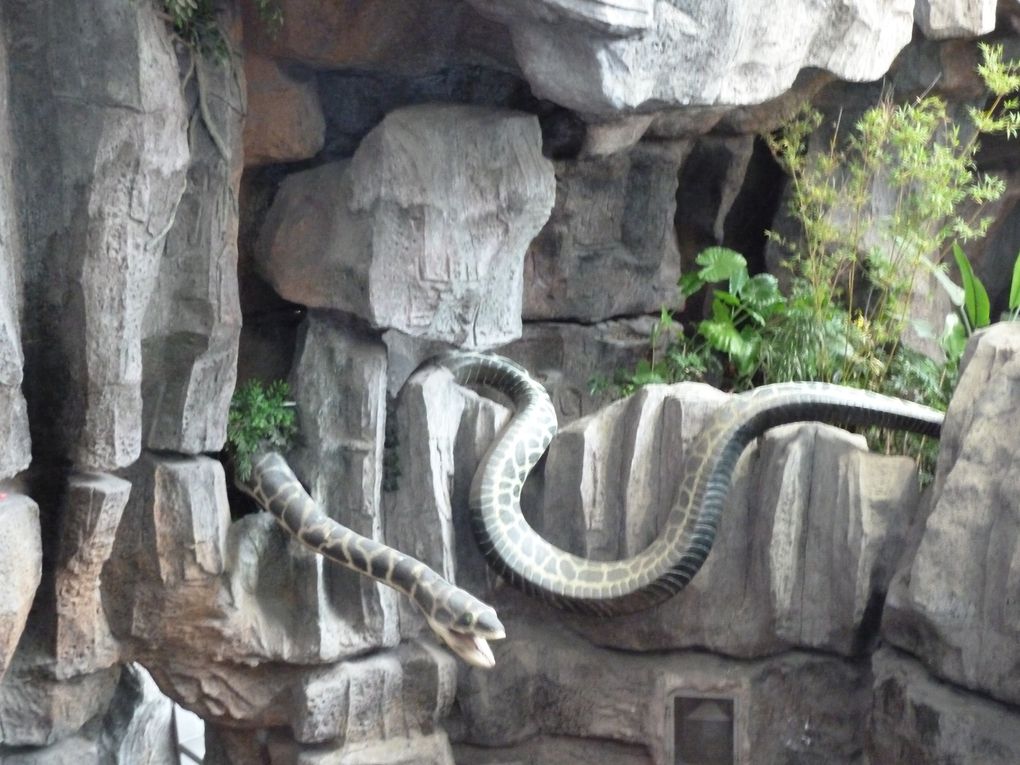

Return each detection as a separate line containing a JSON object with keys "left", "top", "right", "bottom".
{"left": 424, "top": 601, "right": 506, "bottom": 669}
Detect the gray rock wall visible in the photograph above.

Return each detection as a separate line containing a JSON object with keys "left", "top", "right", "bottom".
{"left": 4, "top": 0, "right": 1020, "bottom": 763}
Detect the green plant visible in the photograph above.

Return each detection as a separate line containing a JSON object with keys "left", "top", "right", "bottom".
{"left": 600, "top": 44, "right": 1020, "bottom": 476}
{"left": 163, "top": 0, "right": 283, "bottom": 57}
{"left": 227, "top": 379, "right": 297, "bottom": 482}
{"left": 937, "top": 243, "right": 1020, "bottom": 362}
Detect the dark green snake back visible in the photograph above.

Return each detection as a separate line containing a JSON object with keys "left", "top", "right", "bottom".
{"left": 439, "top": 352, "right": 944, "bottom": 616}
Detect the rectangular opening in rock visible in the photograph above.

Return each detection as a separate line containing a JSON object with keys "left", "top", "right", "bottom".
{"left": 672, "top": 693, "right": 735, "bottom": 765}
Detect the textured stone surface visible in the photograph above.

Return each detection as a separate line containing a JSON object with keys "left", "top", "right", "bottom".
{"left": 174, "top": 642, "right": 454, "bottom": 756}
{"left": 915, "top": 0, "right": 996, "bottom": 39}
{"left": 243, "top": 0, "right": 512, "bottom": 74}
{"left": 0, "top": 26, "right": 30, "bottom": 481}
{"left": 455, "top": 736, "right": 651, "bottom": 765}
{"left": 470, "top": 0, "right": 915, "bottom": 115}
{"left": 104, "top": 454, "right": 233, "bottom": 653}
{"left": 268, "top": 731, "right": 456, "bottom": 765}
{"left": 98, "top": 664, "right": 177, "bottom": 764}
{"left": 243, "top": 53, "right": 325, "bottom": 166}
{"left": 54, "top": 473, "right": 131, "bottom": 679}
{"left": 0, "top": 646, "right": 120, "bottom": 747}
{"left": 287, "top": 312, "right": 399, "bottom": 657}
{"left": 535, "top": 384, "right": 920, "bottom": 657}
{"left": 502, "top": 318, "right": 670, "bottom": 425}
{"left": 868, "top": 647, "right": 1020, "bottom": 764}
{"left": 675, "top": 135, "right": 756, "bottom": 256}
{"left": 5, "top": 0, "right": 189, "bottom": 470}
{"left": 0, "top": 495, "right": 41, "bottom": 681}
{"left": 454, "top": 617, "right": 868, "bottom": 764}
{"left": 384, "top": 366, "right": 510, "bottom": 639}
{"left": 287, "top": 641, "right": 456, "bottom": 745}
{"left": 0, "top": 663, "right": 175, "bottom": 763}
{"left": 256, "top": 105, "right": 555, "bottom": 346}
{"left": 106, "top": 451, "right": 394, "bottom": 670}
{"left": 142, "top": 15, "right": 243, "bottom": 455}
{"left": 523, "top": 142, "right": 686, "bottom": 322}
{"left": 884, "top": 323, "right": 1020, "bottom": 705}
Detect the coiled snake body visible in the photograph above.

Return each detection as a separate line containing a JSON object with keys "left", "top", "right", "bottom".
{"left": 239, "top": 351, "right": 944, "bottom": 665}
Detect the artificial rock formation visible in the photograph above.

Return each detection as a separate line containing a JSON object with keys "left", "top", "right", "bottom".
{"left": 142, "top": 27, "right": 244, "bottom": 456}
{"left": 6, "top": 0, "right": 1020, "bottom": 762}
{"left": 0, "top": 24, "right": 30, "bottom": 481}
{"left": 242, "top": 53, "right": 325, "bottom": 166}
{"left": 523, "top": 142, "right": 686, "bottom": 322}
{"left": 531, "top": 384, "right": 920, "bottom": 657}
{"left": 469, "top": 0, "right": 921, "bottom": 115}
{"left": 0, "top": 495, "right": 41, "bottom": 681}
{"left": 867, "top": 647, "right": 1020, "bottom": 764}
{"left": 256, "top": 104, "right": 556, "bottom": 347}
{"left": 884, "top": 323, "right": 1020, "bottom": 706}
{"left": 5, "top": 0, "right": 189, "bottom": 471}
{"left": 453, "top": 617, "right": 869, "bottom": 764}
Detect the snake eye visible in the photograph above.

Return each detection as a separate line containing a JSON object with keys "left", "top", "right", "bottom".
{"left": 474, "top": 608, "right": 505, "bottom": 639}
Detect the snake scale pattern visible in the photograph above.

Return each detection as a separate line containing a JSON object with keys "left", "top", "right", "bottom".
{"left": 239, "top": 350, "right": 944, "bottom": 666}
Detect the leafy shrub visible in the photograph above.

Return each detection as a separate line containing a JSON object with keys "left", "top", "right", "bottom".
{"left": 599, "top": 44, "right": 1020, "bottom": 475}
{"left": 227, "top": 379, "right": 297, "bottom": 482}
{"left": 163, "top": 0, "right": 282, "bottom": 57}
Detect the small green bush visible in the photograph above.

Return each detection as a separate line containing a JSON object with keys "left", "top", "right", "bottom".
{"left": 598, "top": 43, "right": 1020, "bottom": 477}
{"left": 227, "top": 379, "right": 297, "bottom": 482}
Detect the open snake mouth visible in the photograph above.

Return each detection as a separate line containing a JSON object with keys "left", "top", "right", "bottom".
{"left": 444, "top": 630, "right": 498, "bottom": 668}
{"left": 428, "top": 616, "right": 505, "bottom": 669}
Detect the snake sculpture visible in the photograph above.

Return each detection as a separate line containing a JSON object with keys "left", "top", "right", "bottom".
{"left": 238, "top": 351, "right": 944, "bottom": 667}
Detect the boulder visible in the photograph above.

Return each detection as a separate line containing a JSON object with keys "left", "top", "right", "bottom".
{"left": 4, "top": 0, "right": 189, "bottom": 470}
{"left": 266, "top": 731, "right": 456, "bottom": 765}
{"left": 454, "top": 617, "right": 868, "bottom": 764}
{"left": 868, "top": 647, "right": 1020, "bottom": 764}
{"left": 523, "top": 141, "right": 686, "bottom": 322}
{"left": 883, "top": 323, "right": 1020, "bottom": 705}
{"left": 142, "top": 11, "right": 244, "bottom": 455}
{"left": 469, "top": 0, "right": 915, "bottom": 115}
{"left": 915, "top": 0, "right": 996, "bottom": 39}
{"left": 384, "top": 365, "right": 510, "bottom": 637}
{"left": 243, "top": 0, "right": 513, "bottom": 75}
{"left": 288, "top": 313, "right": 399, "bottom": 654}
{"left": 533, "top": 384, "right": 920, "bottom": 657}
{"left": 243, "top": 53, "right": 325, "bottom": 166}
{"left": 99, "top": 664, "right": 177, "bottom": 764}
{"left": 0, "top": 26, "right": 30, "bottom": 481}
{"left": 0, "top": 648, "right": 120, "bottom": 747}
{"left": 256, "top": 105, "right": 555, "bottom": 347}
{"left": 501, "top": 318, "right": 672, "bottom": 425}
{"left": 54, "top": 473, "right": 131, "bottom": 678}
{"left": 0, "top": 494, "right": 42, "bottom": 681}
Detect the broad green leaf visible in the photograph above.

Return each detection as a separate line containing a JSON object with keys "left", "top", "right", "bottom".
{"left": 713, "top": 290, "right": 741, "bottom": 309}
{"left": 1009, "top": 250, "right": 1020, "bottom": 311}
{"left": 728, "top": 266, "right": 748, "bottom": 296}
{"left": 700, "top": 318, "right": 752, "bottom": 360}
{"left": 739, "top": 273, "right": 783, "bottom": 310}
{"left": 953, "top": 242, "right": 991, "bottom": 329}
{"left": 679, "top": 272, "right": 704, "bottom": 299}
{"left": 695, "top": 247, "right": 747, "bottom": 283}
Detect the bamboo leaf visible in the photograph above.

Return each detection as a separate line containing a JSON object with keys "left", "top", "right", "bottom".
{"left": 1009, "top": 250, "right": 1020, "bottom": 311}
{"left": 953, "top": 242, "right": 991, "bottom": 329}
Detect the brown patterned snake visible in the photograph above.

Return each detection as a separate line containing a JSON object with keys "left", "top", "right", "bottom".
{"left": 238, "top": 351, "right": 944, "bottom": 665}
